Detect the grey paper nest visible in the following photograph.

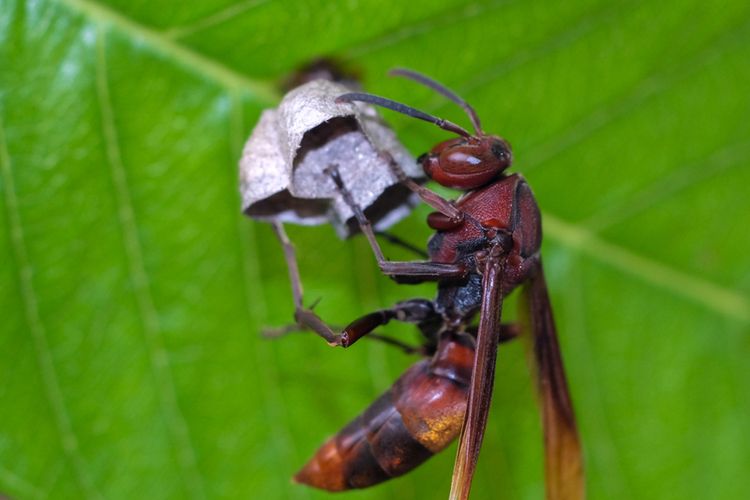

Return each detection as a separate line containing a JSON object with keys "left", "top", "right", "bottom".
{"left": 239, "top": 79, "right": 423, "bottom": 238}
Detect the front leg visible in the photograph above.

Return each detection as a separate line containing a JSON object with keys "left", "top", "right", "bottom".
{"left": 380, "top": 260, "right": 468, "bottom": 283}
{"left": 379, "top": 150, "right": 463, "bottom": 222}
{"left": 271, "top": 221, "right": 344, "bottom": 345}
{"left": 272, "top": 221, "right": 448, "bottom": 347}
{"left": 328, "top": 165, "right": 468, "bottom": 283}
{"left": 338, "top": 298, "right": 438, "bottom": 347}
{"left": 375, "top": 230, "right": 428, "bottom": 258}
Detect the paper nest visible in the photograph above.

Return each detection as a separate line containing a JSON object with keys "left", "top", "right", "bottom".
{"left": 239, "top": 79, "right": 423, "bottom": 238}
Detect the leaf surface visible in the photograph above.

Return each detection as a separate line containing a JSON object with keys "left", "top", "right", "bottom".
{"left": 1, "top": 0, "right": 749, "bottom": 498}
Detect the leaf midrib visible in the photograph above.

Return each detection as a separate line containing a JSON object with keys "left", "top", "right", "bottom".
{"left": 58, "top": 0, "right": 278, "bottom": 104}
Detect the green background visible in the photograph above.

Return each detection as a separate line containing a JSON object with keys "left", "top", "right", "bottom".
{"left": 1, "top": 0, "right": 749, "bottom": 498}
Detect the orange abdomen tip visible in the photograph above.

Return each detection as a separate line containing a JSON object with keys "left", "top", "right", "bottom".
{"left": 294, "top": 437, "right": 348, "bottom": 491}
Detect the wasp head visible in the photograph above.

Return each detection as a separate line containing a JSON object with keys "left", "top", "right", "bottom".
{"left": 419, "top": 135, "right": 512, "bottom": 190}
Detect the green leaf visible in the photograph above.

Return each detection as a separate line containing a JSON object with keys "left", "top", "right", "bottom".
{"left": 1, "top": 0, "right": 748, "bottom": 499}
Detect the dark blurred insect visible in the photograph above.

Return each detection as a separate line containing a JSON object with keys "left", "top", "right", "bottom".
{"left": 273, "top": 69, "right": 584, "bottom": 499}
{"left": 280, "top": 57, "right": 361, "bottom": 92}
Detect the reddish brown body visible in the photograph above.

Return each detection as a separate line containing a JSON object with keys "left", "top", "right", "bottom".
{"left": 428, "top": 172, "right": 541, "bottom": 290}
{"left": 296, "top": 168, "right": 543, "bottom": 490}
{"left": 278, "top": 69, "right": 584, "bottom": 500}
{"left": 295, "top": 332, "right": 473, "bottom": 490}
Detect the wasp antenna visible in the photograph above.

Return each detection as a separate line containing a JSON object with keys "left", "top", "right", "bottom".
{"left": 389, "top": 68, "right": 483, "bottom": 135}
{"left": 336, "top": 92, "right": 472, "bottom": 138}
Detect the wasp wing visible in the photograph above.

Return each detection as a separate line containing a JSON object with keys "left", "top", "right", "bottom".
{"left": 521, "top": 259, "right": 585, "bottom": 500}
{"left": 448, "top": 250, "right": 505, "bottom": 500}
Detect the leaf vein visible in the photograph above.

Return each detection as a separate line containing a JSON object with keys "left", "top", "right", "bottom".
{"left": 460, "top": 0, "right": 620, "bottom": 99}
{"left": 57, "top": 0, "right": 278, "bottom": 104}
{"left": 164, "top": 0, "right": 273, "bottom": 40}
{"left": 94, "top": 28, "right": 206, "bottom": 500}
{"left": 0, "top": 464, "right": 45, "bottom": 499}
{"left": 563, "top": 258, "right": 633, "bottom": 496}
{"left": 522, "top": 16, "right": 750, "bottom": 171}
{"left": 394, "top": 0, "right": 621, "bottom": 138}
{"left": 584, "top": 139, "right": 750, "bottom": 231}
{"left": 544, "top": 213, "right": 750, "bottom": 324}
{"left": 344, "top": 0, "right": 514, "bottom": 59}
{"left": 0, "top": 115, "right": 101, "bottom": 499}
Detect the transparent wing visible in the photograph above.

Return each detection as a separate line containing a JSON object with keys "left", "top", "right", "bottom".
{"left": 521, "top": 259, "right": 585, "bottom": 500}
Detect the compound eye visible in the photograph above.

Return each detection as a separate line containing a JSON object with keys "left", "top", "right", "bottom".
{"left": 490, "top": 139, "right": 512, "bottom": 167}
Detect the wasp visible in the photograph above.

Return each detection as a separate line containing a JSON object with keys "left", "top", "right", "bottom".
{"left": 271, "top": 68, "right": 584, "bottom": 499}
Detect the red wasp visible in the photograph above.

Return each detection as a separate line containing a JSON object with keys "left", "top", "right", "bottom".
{"left": 272, "top": 68, "right": 584, "bottom": 499}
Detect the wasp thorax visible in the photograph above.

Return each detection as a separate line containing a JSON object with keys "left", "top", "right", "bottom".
{"left": 420, "top": 135, "right": 512, "bottom": 190}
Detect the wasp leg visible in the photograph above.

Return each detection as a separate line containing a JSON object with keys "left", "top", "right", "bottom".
{"left": 262, "top": 320, "right": 345, "bottom": 339}
{"left": 375, "top": 230, "right": 429, "bottom": 258}
{"left": 272, "top": 225, "right": 440, "bottom": 348}
{"left": 379, "top": 261, "right": 468, "bottom": 283}
{"left": 271, "top": 221, "right": 344, "bottom": 346}
{"left": 265, "top": 325, "right": 425, "bottom": 356}
{"left": 379, "top": 150, "right": 464, "bottom": 223}
{"left": 328, "top": 166, "right": 468, "bottom": 283}
{"left": 339, "top": 298, "right": 437, "bottom": 347}
{"left": 262, "top": 323, "right": 307, "bottom": 339}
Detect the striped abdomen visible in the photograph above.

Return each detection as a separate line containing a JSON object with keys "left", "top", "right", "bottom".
{"left": 294, "top": 333, "right": 474, "bottom": 491}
